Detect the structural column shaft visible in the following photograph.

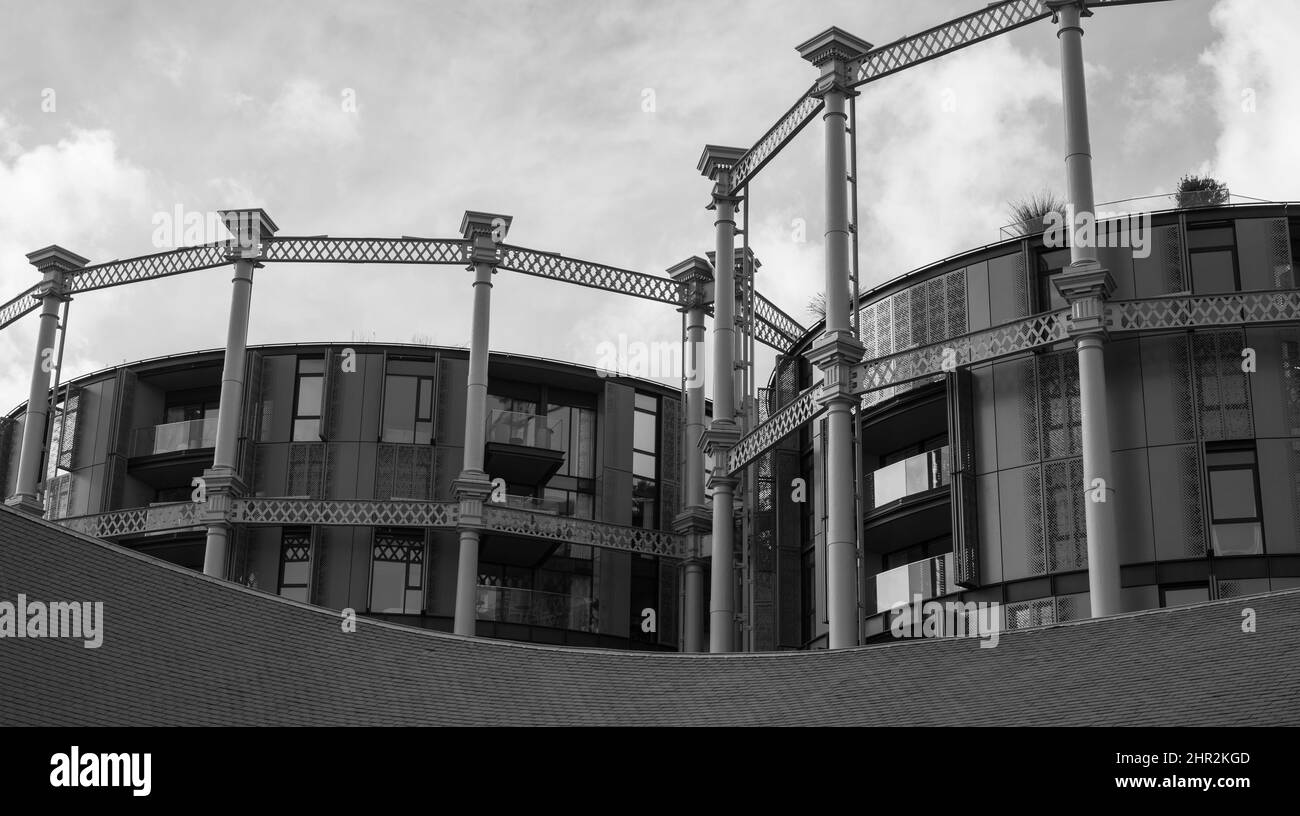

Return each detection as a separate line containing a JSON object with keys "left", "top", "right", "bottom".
{"left": 1056, "top": 1, "right": 1097, "bottom": 265}
{"left": 11, "top": 290, "right": 65, "bottom": 510}
{"left": 683, "top": 304, "right": 707, "bottom": 506}
{"left": 1077, "top": 335, "right": 1121, "bottom": 615}
{"left": 203, "top": 257, "right": 256, "bottom": 578}
{"left": 708, "top": 480, "right": 735, "bottom": 651}
{"left": 707, "top": 185, "right": 738, "bottom": 653}
{"left": 683, "top": 560, "right": 704, "bottom": 653}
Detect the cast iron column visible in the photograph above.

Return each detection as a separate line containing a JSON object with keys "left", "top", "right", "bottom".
{"left": 5, "top": 246, "right": 85, "bottom": 515}
{"left": 798, "top": 27, "right": 872, "bottom": 649}
{"left": 202, "top": 209, "right": 278, "bottom": 578}
{"left": 1048, "top": 0, "right": 1122, "bottom": 617}
{"left": 452, "top": 211, "right": 512, "bottom": 636}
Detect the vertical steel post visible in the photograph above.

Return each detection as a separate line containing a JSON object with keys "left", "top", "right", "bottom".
{"left": 669, "top": 255, "right": 714, "bottom": 653}
{"left": 6, "top": 246, "right": 85, "bottom": 515}
{"left": 798, "top": 28, "right": 873, "bottom": 650}
{"left": 1047, "top": 0, "right": 1122, "bottom": 617}
{"left": 452, "top": 211, "right": 512, "bottom": 636}
{"left": 202, "top": 210, "right": 278, "bottom": 578}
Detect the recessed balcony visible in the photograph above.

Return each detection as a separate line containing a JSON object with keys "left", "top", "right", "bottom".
{"left": 483, "top": 409, "right": 567, "bottom": 487}
{"left": 127, "top": 418, "right": 217, "bottom": 490}
{"left": 866, "top": 445, "right": 950, "bottom": 512}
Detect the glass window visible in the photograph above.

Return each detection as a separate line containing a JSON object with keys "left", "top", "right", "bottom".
{"left": 1186, "top": 226, "right": 1234, "bottom": 250}
{"left": 635, "top": 392, "right": 658, "bottom": 412}
{"left": 383, "top": 373, "right": 435, "bottom": 444}
{"left": 1190, "top": 249, "right": 1237, "bottom": 294}
{"left": 369, "top": 530, "right": 424, "bottom": 614}
{"left": 633, "top": 451, "right": 656, "bottom": 480}
{"left": 292, "top": 357, "right": 324, "bottom": 441}
{"left": 632, "top": 476, "right": 657, "bottom": 529}
{"left": 278, "top": 528, "right": 312, "bottom": 602}
{"left": 1037, "top": 247, "right": 1072, "bottom": 313}
{"left": 1209, "top": 468, "right": 1257, "bottom": 519}
{"left": 633, "top": 410, "right": 657, "bottom": 453}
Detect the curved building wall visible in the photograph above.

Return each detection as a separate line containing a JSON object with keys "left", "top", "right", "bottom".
{"left": 1, "top": 343, "right": 688, "bottom": 651}
{"left": 778, "top": 203, "right": 1300, "bottom": 648}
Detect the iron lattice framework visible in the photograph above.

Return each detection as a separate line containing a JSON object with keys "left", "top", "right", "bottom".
{"left": 263, "top": 236, "right": 468, "bottom": 265}
{"left": 58, "top": 501, "right": 203, "bottom": 539}
{"left": 726, "top": 387, "right": 821, "bottom": 475}
{"left": 229, "top": 498, "right": 460, "bottom": 528}
{"left": 482, "top": 505, "right": 687, "bottom": 559}
{"left": 1108, "top": 291, "right": 1300, "bottom": 332}
{"left": 728, "top": 84, "right": 823, "bottom": 195}
{"left": 0, "top": 235, "right": 802, "bottom": 352}
{"left": 849, "top": 0, "right": 1050, "bottom": 88}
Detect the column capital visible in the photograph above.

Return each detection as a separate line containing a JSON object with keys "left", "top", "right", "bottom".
{"left": 460, "top": 211, "right": 512, "bottom": 267}
{"left": 667, "top": 256, "right": 714, "bottom": 311}
{"left": 1044, "top": 0, "right": 1094, "bottom": 21}
{"left": 700, "top": 422, "right": 742, "bottom": 459}
{"left": 698, "top": 145, "right": 747, "bottom": 202}
{"left": 26, "top": 245, "right": 87, "bottom": 297}
{"left": 808, "top": 330, "right": 865, "bottom": 406}
{"left": 453, "top": 472, "right": 493, "bottom": 529}
{"left": 198, "top": 466, "right": 247, "bottom": 524}
{"left": 1053, "top": 262, "right": 1115, "bottom": 337}
{"left": 705, "top": 247, "right": 762, "bottom": 291}
{"left": 672, "top": 506, "right": 713, "bottom": 536}
{"left": 796, "top": 27, "right": 873, "bottom": 95}
{"left": 218, "top": 208, "right": 279, "bottom": 260}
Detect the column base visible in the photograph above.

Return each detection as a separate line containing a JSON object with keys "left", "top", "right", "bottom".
{"left": 4, "top": 494, "right": 45, "bottom": 516}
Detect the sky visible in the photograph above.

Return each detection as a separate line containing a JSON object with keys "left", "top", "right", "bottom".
{"left": 0, "top": 0, "right": 1296, "bottom": 413}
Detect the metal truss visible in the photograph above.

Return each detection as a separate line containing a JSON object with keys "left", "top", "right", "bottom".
{"left": 498, "top": 245, "right": 681, "bottom": 304}
{"left": 727, "top": 387, "right": 821, "bottom": 474}
{"left": 852, "top": 309, "right": 1070, "bottom": 394}
{"left": 69, "top": 244, "right": 232, "bottom": 294}
{"left": 263, "top": 237, "right": 468, "bottom": 265}
{"left": 229, "top": 497, "right": 460, "bottom": 527}
{"left": 728, "top": 85, "right": 823, "bottom": 195}
{"left": 483, "top": 505, "right": 687, "bottom": 559}
{"left": 0, "top": 285, "right": 40, "bottom": 331}
{"left": 57, "top": 501, "right": 202, "bottom": 539}
{"left": 1108, "top": 291, "right": 1300, "bottom": 333}
{"left": 752, "top": 295, "right": 805, "bottom": 348}
{"left": 850, "top": 0, "right": 1049, "bottom": 88}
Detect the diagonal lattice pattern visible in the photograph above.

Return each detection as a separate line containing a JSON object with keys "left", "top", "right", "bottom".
{"left": 727, "top": 387, "right": 822, "bottom": 474}
{"left": 1108, "top": 291, "right": 1300, "bottom": 332}
{"left": 0, "top": 285, "right": 41, "bottom": 330}
{"left": 264, "top": 237, "right": 468, "bottom": 265}
{"left": 752, "top": 295, "right": 805, "bottom": 348}
{"left": 728, "top": 86, "right": 823, "bottom": 195}
{"left": 483, "top": 505, "right": 687, "bottom": 559}
{"left": 752, "top": 318, "right": 795, "bottom": 354}
{"left": 851, "top": 309, "right": 1071, "bottom": 395}
{"left": 230, "top": 498, "right": 460, "bottom": 527}
{"left": 57, "top": 501, "right": 202, "bottom": 539}
{"left": 498, "top": 245, "right": 681, "bottom": 304}
{"left": 69, "top": 244, "right": 232, "bottom": 294}
{"left": 851, "top": 0, "right": 1050, "bottom": 87}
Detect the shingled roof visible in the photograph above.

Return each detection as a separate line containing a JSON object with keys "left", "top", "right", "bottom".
{"left": 2, "top": 505, "right": 1297, "bottom": 726}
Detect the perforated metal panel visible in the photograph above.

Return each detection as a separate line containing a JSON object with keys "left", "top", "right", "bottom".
{"left": 1043, "top": 458, "right": 1086, "bottom": 573}
{"left": 1192, "top": 329, "right": 1253, "bottom": 441}
{"left": 288, "top": 443, "right": 327, "bottom": 499}
{"left": 374, "top": 444, "right": 435, "bottom": 501}
{"left": 659, "top": 395, "right": 680, "bottom": 529}
{"left": 1038, "top": 351, "right": 1081, "bottom": 460}
{"left": 1003, "top": 597, "right": 1054, "bottom": 630}
{"left": 1161, "top": 224, "right": 1185, "bottom": 294}
{"left": 1268, "top": 218, "right": 1293, "bottom": 289}
{"left": 1176, "top": 445, "right": 1207, "bottom": 558}
{"left": 55, "top": 388, "right": 80, "bottom": 472}
{"left": 1024, "top": 465, "right": 1046, "bottom": 577}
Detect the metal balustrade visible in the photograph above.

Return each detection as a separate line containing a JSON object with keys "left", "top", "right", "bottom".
{"left": 866, "top": 446, "right": 950, "bottom": 511}
{"left": 131, "top": 418, "right": 218, "bottom": 457}
{"left": 475, "top": 584, "right": 593, "bottom": 632}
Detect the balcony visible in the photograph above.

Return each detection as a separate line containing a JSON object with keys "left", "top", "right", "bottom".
{"left": 132, "top": 418, "right": 218, "bottom": 457}
{"left": 483, "top": 409, "right": 567, "bottom": 487}
{"left": 866, "top": 445, "right": 950, "bottom": 511}
{"left": 872, "top": 552, "right": 958, "bottom": 616}
{"left": 475, "top": 585, "right": 593, "bottom": 632}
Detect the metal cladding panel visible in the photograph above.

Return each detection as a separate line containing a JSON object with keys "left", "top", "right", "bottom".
{"left": 987, "top": 250, "right": 1028, "bottom": 327}
{"left": 976, "top": 472, "right": 1002, "bottom": 585}
{"left": 965, "top": 261, "right": 992, "bottom": 333}
{"left": 1105, "top": 338, "right": 1148, "bottom": 452}
{"left": 659, "top": 394, "right": 680, "bottom": 530}
{"left": 374, "top": 443, "right": 435, "bottom": 501}
{"left": 1133, "top": 224, "right": 1184, "bottom": 298}
{"left": 1113, "top": 448, "right": 1156, "bottom": 566}
{"left": 1037, "top": 350, "right": 1081, "bottom": 461}
{"left": 1236, "top": 218, "right": 1293, "bottom": 292}
{"left": 998, "top": 463, "right": 1045, "bottom": 581}
{"left": 947, "top": 369, "right": 979, "bottom": 587}
{"left": 1042, "top": 457, "right": 1086, "bottom": 573}
{"left": 1150, "top": 444, "right": 1207, "bottom": 561}
{"left": 992, "top": 357, "right": 1038, "bottom": 471}
{"left": 1097, "top": 242, "right": 1137, "bottom": 301}
{"left": 1257, "top": 439, "right": 1300, "bottom": 555}
{"left": 287, "top": 443, "right": 326, "bottom": 499}
{"left": 1140, "top": 333, "right": 1196, "bottom": 445}
{"left": 1192, "top": 329, "right": 1253, "bottom": 442}
{"left": 1245, "top": 327, "right": 1300, "bottom": 438}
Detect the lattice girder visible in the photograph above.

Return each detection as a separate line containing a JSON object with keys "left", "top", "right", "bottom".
{"left": 57, "top": 501, "right": 202, "bottom": 539}
{"left": 482, "top": 505, "right": 687, "bottom": 559}
{"left": 263, "top": 237, "right": 468, "bottom": 265}
{"left": 727, "top": 387, "right": 822, "bottom": 474}
{"left": 229, "top": 498, "right": 460, "bottom": 528}
{"left": 497, "top": 245, "right": 681, "bottom": 305}
{"left": 727, "top": 86, "right": 824, "bottom": 195}
{"left": 0, "top": 285, "right": 41, "bottom": 331}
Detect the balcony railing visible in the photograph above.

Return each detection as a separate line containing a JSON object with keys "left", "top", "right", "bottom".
{"left": 866, "top": 445, "right": 950, "bottom": 511}
{"left": 496, "top": 494, "right": 564, "bottom": 515}
{"left": 131, "top": 418, "right": 218, "bottom": 457}
{"left": 873, "top": 552, "right": 958, "bottom": 615}
{"left": 475, "top": 585, "right": 593, "bottom": 632}
{"left": 485, "top": 409, "right": 566, "bottom": 450}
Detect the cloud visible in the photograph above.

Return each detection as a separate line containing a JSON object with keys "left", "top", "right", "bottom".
{"left": 264, "top": 79, "right": 360, "bottom": 151}
{"left": 1200, "top": 0, "right": 1300, "bottom": 200}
